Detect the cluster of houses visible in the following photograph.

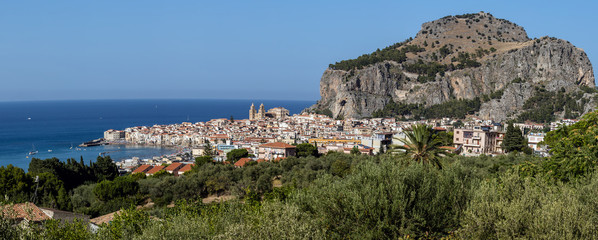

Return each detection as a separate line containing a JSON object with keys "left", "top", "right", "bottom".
{"left": 2, "top": 111, "right": 580, "bottom": 233}
{"left": 131, "top": 162, "right": 195, "bottom": 176}
{"left": 105, "top": 105, "right": 581, "bottom": 171}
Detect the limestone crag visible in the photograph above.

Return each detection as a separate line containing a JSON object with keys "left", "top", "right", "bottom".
{"left": 311, "top": 12, "right": 595, "bottom": 121}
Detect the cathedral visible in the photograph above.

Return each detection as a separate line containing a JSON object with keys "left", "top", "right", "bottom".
{"left": 249, "top": 103, "right": 289, "bottom": 120}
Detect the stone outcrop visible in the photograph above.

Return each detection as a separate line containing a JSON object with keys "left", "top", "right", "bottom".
{"left": 310, "top": 12, "right": 595, "bottom": 121}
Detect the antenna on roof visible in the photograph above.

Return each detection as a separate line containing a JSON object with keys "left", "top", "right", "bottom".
{"left": 30, "top": 176, "right": 40, "bottom": 204}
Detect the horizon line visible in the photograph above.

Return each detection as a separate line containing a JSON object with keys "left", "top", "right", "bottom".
{"left": 0, "top": 97, "right": 318, "bottom": 103}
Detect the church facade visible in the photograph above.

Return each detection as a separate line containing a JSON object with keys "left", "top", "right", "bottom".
{"left": 249, "top": 103, "right": 289, "bottom": 120}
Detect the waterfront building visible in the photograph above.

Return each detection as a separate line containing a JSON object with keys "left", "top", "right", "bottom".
{"left": 104, "top": 129, "right": 125, "bottom": 141}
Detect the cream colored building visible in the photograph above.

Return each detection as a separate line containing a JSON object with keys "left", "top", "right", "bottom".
{"left": 266, "top": 107, "right": 290, "bottom": 119}
{"left": 453, "top": 126, "right": 504, "bottom": 155}
{"left": 104, "top": 130, "right": 125, "bottom": 141}
{"left": 249, "top": 103, "right": 257, "bottom": 120}
{"left": 258, "top": 142, "right": 296, "bottom": 160}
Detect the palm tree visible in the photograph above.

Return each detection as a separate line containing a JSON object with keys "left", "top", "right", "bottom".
{"left": 391, "top": 124, "right": 450, "bottom": 169}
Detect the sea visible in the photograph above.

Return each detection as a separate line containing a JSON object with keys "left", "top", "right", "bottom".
{"left": 0, "top": 99, "right": 314, "bottom": 171}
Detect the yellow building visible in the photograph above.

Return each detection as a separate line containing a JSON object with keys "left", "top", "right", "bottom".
{"left": 308, "top": 138, "right": 362, "bottom": 145}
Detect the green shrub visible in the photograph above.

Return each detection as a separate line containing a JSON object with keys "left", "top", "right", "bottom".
{"left": 291, "top": 159, "right": 473, "bottom": 238}
{"left": 460, "top": 170, "right": 598, "bottom": 239}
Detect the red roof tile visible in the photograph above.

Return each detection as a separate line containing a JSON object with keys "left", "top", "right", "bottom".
{"left": 259, "top": 142, "right": 296, "bottom": 149}
{"left": 164, "top": 162, "right": 183, "bottom": 171}
{"left": 177, "top": 164, "right": 194, "bottom": 173}
{"left": 1, "top": 202, "right": 50, "bottom": 222}
{"left": 234, "top": 158, "right": 252, "bottom": 167}
{"left": 146, "top": 165, "right": 165, "bottom": 175}
{"left": 132, "top": 165, "right": 153, "bottom": 174}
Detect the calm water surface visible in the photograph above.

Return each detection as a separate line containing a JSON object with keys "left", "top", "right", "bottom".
{"left": 0, "top": 99, "right": 314, "bottom": 170}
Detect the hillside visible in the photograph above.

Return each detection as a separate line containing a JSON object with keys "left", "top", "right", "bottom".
{"left": 310, "top": 12, "right": 596, "bottom": 122}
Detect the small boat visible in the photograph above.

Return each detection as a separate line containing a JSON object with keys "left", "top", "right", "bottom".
{"left": 29, "top": 144, "right": 38, "bottom": 155}
{"left": 48, "top": 150, "right": 52, "bottom": 152}
{"left": 27, "top": 117, "right": 31, "bottom": 120}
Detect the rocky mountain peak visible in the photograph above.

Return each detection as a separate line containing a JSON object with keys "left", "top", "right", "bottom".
{"left": 310, "top": 12, "right": 595, "bottom": 122}
{"left": 415, "top": 12, "right": 529, "bottom": 43}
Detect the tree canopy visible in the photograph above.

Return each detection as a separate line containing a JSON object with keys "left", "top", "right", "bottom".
{"left": 296, "top": 143, "right": 319, "bottom": 158}
{"left": 392, "top": 124, "right": 450, "bottom": 169}
{"left": 501, "top": 123, "right": 531, "bottom": 154}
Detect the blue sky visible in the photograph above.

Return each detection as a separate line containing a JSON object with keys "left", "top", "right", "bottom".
{"left": 0, "top": 0, "right": 595, "bottom": 101}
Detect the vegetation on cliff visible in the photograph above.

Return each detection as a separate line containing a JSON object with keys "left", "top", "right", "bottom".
{"left": 328, "top": 39, "right": 419, "bottom": 71}
{"left": 372, "top": 98, "right": 481, "bottom": 119}
{"left": 517, "top": 86, "right": 591, "bottom": 123}
{"left": 314, "top": 12, "right": 595, "bottom": 121}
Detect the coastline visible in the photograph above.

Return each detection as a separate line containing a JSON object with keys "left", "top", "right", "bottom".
{"left": 0, "top": 99, "right": 314, "bottom": 170}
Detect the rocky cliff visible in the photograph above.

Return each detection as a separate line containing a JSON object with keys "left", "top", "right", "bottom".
{"left": 311, "top": 12, "right": 595, "bottom": 121}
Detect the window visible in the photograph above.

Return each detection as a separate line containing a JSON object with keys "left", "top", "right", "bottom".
{"left": 464, "top": 131, "right": 473, "bottom": 138}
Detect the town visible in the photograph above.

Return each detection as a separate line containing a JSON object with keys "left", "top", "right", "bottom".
{"left": 103, "top": 103, "right": 580, "bottom": 175}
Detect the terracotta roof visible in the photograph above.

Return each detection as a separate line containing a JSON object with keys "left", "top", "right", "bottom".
{"left": 146, "top": 165, "right": 165, "bottom": 175}
{"left": 177, "top": 164, "right": 194, "bottom": 173}
{"left": 132, "top": 165, "right": 153, "bottom": 174}
{"left": 90, "top": 210, "right": 121, "bottom": 226}
{"left": 1, "top": 202, "right": 50, "bottom": 222}
{"left": 234, "top": 158, "right": 252, "bottom": 167}
{"left": 259, "top": 142, "right": 296, "bottom": 149}
{"left": 164, "top": 162, "right": 184, "bottom": 171}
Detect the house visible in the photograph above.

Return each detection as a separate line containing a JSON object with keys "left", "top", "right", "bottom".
{"left": 1, "top": 202, "right": 89, "bottom": 225}
{"left": 164, "top": 162, "right": 184, "bottom": 174}
{"left": 90, "top": 210, "right": 120, "bottom": 226}
{"left": 234, "top": 158, "right": 252, "bottom": 168}
{"left": 1, "top": 202, "right": 50, "bottom": 223}
{"left": 177, "top": 164, "right": 194, "bottom": 175}
{"left": 145, "top": 165, "right": 165, "bottom": 176}
{"left": 258, "top": 142, "right": 296, "bottom": 160}
{"left": 453, "top": 126, "right": 504, "bottom": 156}
{"left": 342, "top": 144, "right": 374, "bottom": 155}
{"left": 132, "top": 165, "right": 153, "bottom": 174}
{"left": 527, "top": 132, "right": 547, "bottom": 153}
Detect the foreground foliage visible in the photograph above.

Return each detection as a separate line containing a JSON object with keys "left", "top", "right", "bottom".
{"left": 5, "top": 110, "right": 598, "bottom": 239}
{"left": 391, "top": 124, "right": 450, "bottom": 169}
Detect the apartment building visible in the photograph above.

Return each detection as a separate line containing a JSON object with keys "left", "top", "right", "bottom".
{"left": 453, "top": 126, "right": 504, "bottom": 155}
